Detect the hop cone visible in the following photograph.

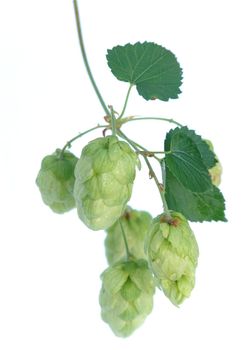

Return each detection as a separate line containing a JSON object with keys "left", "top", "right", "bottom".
{"left": 146, "top": 212, "right": 199, "bottom": 306}
{"left": 205, "top": 139, "right": 222, "bottom": 186}
{"left": 36, "top": 149, "right": 78, "bottom": 213}
{"left": 74, "top": 136, "right": 137, "bottom": 230}
{"left": 105, "top": 207, "right": 152, "bottom": 264}
{"left": 99, "top": 259, "right": 155, "bottom": 337}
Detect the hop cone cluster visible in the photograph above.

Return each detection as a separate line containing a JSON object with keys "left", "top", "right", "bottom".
{"left": 74, "top": 136, "right": 137, "bottom": 230}
{"left": 99, "top": 259, "right": 155, "bottom": 337}
{"left": 105, "top": 207, "right": 152, "bottom": 264}
{"left": 205, "top": 139, "right": 222, "bottom": 186}
{"left": 146, "top": 212, "right": 199, "bottom": 306}
{"left": 36, "top": 149, "right": 78, "bottom": 213}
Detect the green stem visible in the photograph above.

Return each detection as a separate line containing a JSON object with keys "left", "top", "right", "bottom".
{"left": 139, "top": 151, "right": 166, "bottom": 154}
{"left": 160, "top": 159, "right": 171, "bottom": 215}
{"left": 73, "top": 0, "right": 110, "bottom": 117}
{"left": 161, "top": 158, "right": 166, "bottom": 187}
{"left": 109, "top": 106, "right": 117, "bottom": 136}
{"left": 60, "top": 124, "right": 107, "bottom": 157}
{"left": 127, "top": 116, "right": 183, "bottom": 127}
{"left": 119, "top": 219, "right": 130, "bottom": 260}
{"left": 142, "top": 156, "right": 171, "bottom": 219}
{"left": 118, "top": 84, "right": 133, "bottom": 119}
{"left": 118, "top": 130, "right": 161, "bottom": 162}
{"left": 118, "top": 130, "right": 171, "bottom": 219}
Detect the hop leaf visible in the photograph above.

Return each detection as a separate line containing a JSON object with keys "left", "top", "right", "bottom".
{"left": 107, "top": 42, "right": 183, "bottom": 101}
{"left": 165, "top": 127, "right": 212, "bottom": 193}
{"left": 36, "top": 150, "right": 78, "bottom": 213}
{"left": 105, "top": 207, "right": 152, "bottom": 264}
{"left": 74, "top": 136, "right": 137, "bottom": 230}
{"left": 145, "top": 212, "right": 199, "bottom": 306}
{"left": 164, "top": 130, "right": 226, "bottom": 222}
{"left": 99, "top": 259, "right": 155, "bottom": 337}
{"left": 165, "top": 168, "right": 226, "bottom": 222}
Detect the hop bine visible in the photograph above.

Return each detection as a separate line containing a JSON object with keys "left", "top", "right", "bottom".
{"left": 35, "top": 9, "right": 227, "bottom": 336}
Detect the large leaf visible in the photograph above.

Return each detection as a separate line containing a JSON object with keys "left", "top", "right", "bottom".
{"left": 165, "top": 128, "right": 212, "bottom": 193}
{"left": 106, "top": 42, "right": 183, "bottom": 101}
{"left": 165, "top": 167, "right": 226, "bottom": 222}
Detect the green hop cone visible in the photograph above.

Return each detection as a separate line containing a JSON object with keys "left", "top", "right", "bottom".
{"left": 105, "top": 207, "right": 152, "bottom": 264}
{"left": 146, "top": 212, "right": 199, "bottom": 306}
{"left": 205, "top": 139, "right": 222, "bottom": 186}
{"left": 99, "top": 259, "right": 155, "bottom": 337}
{"left": 36, "top": 149, "right": 78, "bottom": 213}
{"left": 209, "top": 162, "right": 222, "bottom": 187}
{"left": 74, "top": 135, "right": 137, "bottom": 230}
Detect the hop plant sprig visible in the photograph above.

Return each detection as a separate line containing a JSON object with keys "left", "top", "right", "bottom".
{"left": 36, "top": 0, "right": 226, "bottom": 337}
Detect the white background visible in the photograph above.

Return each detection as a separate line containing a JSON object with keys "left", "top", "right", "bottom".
{"left": 0, "top": 0, "right": 247, "bottom": 349}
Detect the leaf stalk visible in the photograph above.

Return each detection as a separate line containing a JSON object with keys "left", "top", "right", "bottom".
{"left": 118, "top": 84, "right": 133, "bottom": 119}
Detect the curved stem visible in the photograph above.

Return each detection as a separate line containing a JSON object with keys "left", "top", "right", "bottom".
{"left": 60, "top": 124, "right": 107, "bottom": 157}
{"left": 118, "top": 84, "right": 133, "bottom": 119}
{"left": 127, "top": 116, "right": 183, "bottom": 127}
{"left": 119, "top": 219, "right": 130, "bottom": 260}
{"left": 73, "top": 0, "right": 110, "bottom": 117}
{"left": 117, "top": 130, "right": 171, "bottom": 220}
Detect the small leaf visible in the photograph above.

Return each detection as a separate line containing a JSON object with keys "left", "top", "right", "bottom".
{"left": 106, "top": 42, "right": 183, "bottom": 101}
{"left": 165, "top": 128, "right": 212, "bottom": 193}
{"left": 165, "top": 167, "right": 226, "bottom": 222}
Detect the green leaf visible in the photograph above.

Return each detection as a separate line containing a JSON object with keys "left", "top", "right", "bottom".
{"left": 181, "top": 127, "right": 217, "bottom": 169}
{"left": 165, "top": 167, "right": 226, "bottom": 222}
{"left": 106, "top": 42, "right": 183, "bottom": 101}
{"left": 165, "top": 128, "right": 212, "bottom": 193}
